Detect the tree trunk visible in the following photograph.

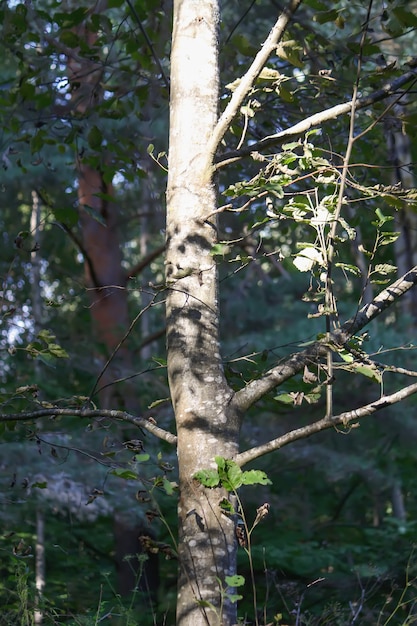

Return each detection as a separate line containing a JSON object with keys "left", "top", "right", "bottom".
{"left": 166, "top": 2, "right": 240, "bottom": 625}
{"left": 113, "top": 514, "right": 159, "bottom": 601}
{"left": 77, "top": 165, "right": 134, "bottom": 408}
{"left": 386, "top": 106, "right": 417, "bottom": 322}
{"left": 66, "top": 4, "right": 135, "bottom": 408}
{"left": 34, "top": 509, "right": 45, "bottom": 624}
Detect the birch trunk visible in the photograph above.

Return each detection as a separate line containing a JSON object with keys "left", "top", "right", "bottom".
{"left": 166, "top": 2, "right": 240, "bottom": 624}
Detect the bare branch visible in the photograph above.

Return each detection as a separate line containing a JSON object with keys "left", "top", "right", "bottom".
{"left": 342, "top": 265, "right": 417, "bottom": 336}
{"left": 0, "top": 408, "right": 177, "bottom": 446}
{"left": 207, "top": 0, "right": 303, "bottom": 158}
{"left": 126, "top": 0, "right": 170, "bottom": 91}
{"left": 137, "top": 326, "right": 166, "bottom": 350}
{"left": 89, "top": 295, "right": 157, "bottom": 401}
{"left": 216, "top": 61, "right": 417, "bottom": 168}
{"left": 233, "top": 265, "right": 417, "bottom": 412}
{"left": 127, "top": 244, "right": 165, "bottom": 278}
{"left": 235, "top": 381, "right": 417, "bottom": 467}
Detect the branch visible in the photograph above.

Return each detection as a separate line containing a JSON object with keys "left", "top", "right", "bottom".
{"left": 127, "top": 244, "right": 165, "bottom": 279}
{"left": 235, "top": 381, "right": 417, "bottom": 466}
{"left": 207, "top": 0, "right": 303, "bottom": 158}
{"left": 233, "top": 265, "right": 417, "bottom": 412}
{"left": 54, "top": 220, "right": 103, "bottom": 290}
{"left": 0, "top": 408, "right": 177, "bottom": 446}
{"left": 126, "top": 0, "right": 170, "bottom": 91}
{"left": 137, "top": 326, "right": 166, "bottom": 350}
{"left": 215, "top": 61, "right": 417, "bottom": 168}
{"left": 342, "top": 267, "right": 417, "bottom": 336}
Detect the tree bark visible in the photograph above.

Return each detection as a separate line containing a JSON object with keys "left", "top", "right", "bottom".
{"left": 386, "top": 114, "right": 417, "bottom": 322}
{"left": 66, "top": 4, "right": 135, "bottom": 409}
{"left": 166, "top": 2, "right": 240, "bottom": 624}
{"left": 76, "top": 165, "right": 133, "bottom": 408}
{"left": 34, "top": 507, "right": 45, "bottom": 625}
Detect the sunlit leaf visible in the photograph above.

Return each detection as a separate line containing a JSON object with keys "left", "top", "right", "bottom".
{"left": 194, "top": 469, "right": 219, "bottom": 488}
{"left": 225, "top": 574, "right": 245, "bottom": 587}
{"left": 241, "top": 469, "right": 272, "bottom": 486}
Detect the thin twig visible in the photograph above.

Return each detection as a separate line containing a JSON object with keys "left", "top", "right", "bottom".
{"left": 125, "top": 0, "right": 170, "bottom": 90}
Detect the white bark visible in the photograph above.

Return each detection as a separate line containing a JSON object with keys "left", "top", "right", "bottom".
{"left": 34, "top": 508, "right": 45, "bottom": 625}
{"left": 166, "top": 2, "right": 239, "bottom": 624}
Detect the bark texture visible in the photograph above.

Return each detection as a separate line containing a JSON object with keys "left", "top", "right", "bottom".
{"left": 166, "top": 2, "right": 240, "bottom": 624}
{"left": 66, "top": 4, "right": 134, "bottom": 408}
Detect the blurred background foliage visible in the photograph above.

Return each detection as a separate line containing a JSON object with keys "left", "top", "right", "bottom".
{"left": 1, "top": 0, "right": 417, "bottom": 624}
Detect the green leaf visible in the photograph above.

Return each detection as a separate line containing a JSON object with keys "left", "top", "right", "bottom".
{"left": 375, "top": 208, "right": 393, "bottom": 226}
{"left": 277, "top": 41, "right": 304, "bottom": 68}
{"left": 335, "top": 263, "right": 361, "bottom": 277}
{"left": 58, "top": 30, "right": 81, "bottom": 48}
{"left": 81, "top": 204, "right": 106, "bottom": 226}
{"left": 87, "top": 126, "right": 103, "bottom": 150}
{"left": 47, "top": 343, "right": 69, "bottom": 359}
{"left": 393, "top": 7, "right": 417, "bottom": 27}
{"left": 313, "top": 9, "right": 339, "bottom": 24}
{"left": 347, "top": 41, "right": 381, "bottom": 55}
{"left": 277, "top": 83, "right": 294, "bottom": 103}
{"left": 304, "top": 0, "right": 328, "bottom": 9}
{"left": 148, "top": 397, "right": 169, "bottom": 409}
{"left": 151, "top": 357, "right": 167, "bottom": 367}
{"left": 215, "top": 456, "right": 226, "bottom": 471}
{"left": 219, "top": 498, "right": 235, "bottom": 515}
{"left": 211, "top": 243, "right": 231, "bottom": 257}
{"left": 20, "top": 81, "right": 36, "bottom": 101}
{"left": 379, "top": 231, "right": 400, "bottom": 246}
{"left": 355, "top": 364, "right": 382, "bottom": 383}
{"left": 231, "top": 34, "right": 258, "bottom": 57}
{"left": 338, "top": 349, "right": 354, "bottom": 363}
{"left": 55, "top": 8, "right": 89, "bottom": 28}
{"left": 132, "top": 453, "right": 150, "bottom": 463}
{"left": 373, "top": 264, "right": 397, "bottom": 275}
{"left": 111, "top": 469, "right": 138, "bottom": 480}
{"left": 52, "top": 206, "right": 79, "bottom": 228}
{"left": 224, "top": 462, "right": 243, "bottom": 491}
{"left": 225, "top": 574, "right": 245, "bottom": 587}
{"left": 241, "top": 469, "right": 272, "bottom": 486}
{"left": 162, "top": 477, "right": 176, "bottom": 495}
{"left": 274, "top": 392, "right": 296, "bottom": 404}
{"left": 226, "top": 593, "right": 243, "bottom": 603}
{"left": 305, "top": 392, "right": 321, "bottom": 404}
{"left": 281, "top": 141, "right": 300, "bottom": 151}
{"left": 194, "top": 469, "right": 220, "bottom": 488}
{"left": 37, "top": 329, "right": 55, "bottom": 343}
